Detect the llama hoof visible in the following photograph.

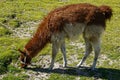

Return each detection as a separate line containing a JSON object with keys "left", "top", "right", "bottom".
{"left": 63, "top": 64, "right": 67, "bottom": 68}
{"left": 90, "top": 67, "right": 97, "bottom": 71}
{"left": 63, "top": 65, "right": 67, "bottom": 68}
{"left": 76, "top": 64, "right": 81, "bottom": 68}
{"left": 48, "top": 67, "right": 53, "bottom": 70}
{"left": 77, "top": 66, "right": 81, "bottom": 68}
{"left": 48, "top": 65, "right": 54, "bottom": 70}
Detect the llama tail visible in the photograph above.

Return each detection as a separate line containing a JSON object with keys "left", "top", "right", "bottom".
{"left": 99, "top": 5, "right": 112, "bottom": 20}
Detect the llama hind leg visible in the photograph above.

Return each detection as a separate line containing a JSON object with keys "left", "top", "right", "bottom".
{"left": 77, "top": 38, "right": 92, "bottom": 68}
{"left": 91, "top": 39, "right": 101, "bottom": 70}
{"left": 49, "top": 42, "right": 59, "bottom": 70}
{"left": 60, "top": 41, "right": 67, "bottom": 68}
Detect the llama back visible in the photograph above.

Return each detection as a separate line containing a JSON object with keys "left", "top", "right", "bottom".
{"left": 47, "top": 3, "right": 112, "bottom": 33}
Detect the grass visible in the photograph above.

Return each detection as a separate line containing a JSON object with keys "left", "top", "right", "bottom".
{"left": 0, "top": 37, "right": 27, "bottom": 74}
{"left": 2, "top": 73, "right": 28, "bottom": 80}
{"left": 48, "top": 73, "right": 76, "bottom": 80}
{"left": 0, "top": 27, "right": 11, "bottom": 36}
{"left": 0, "top": 0, "right": 120, "bottom": 80}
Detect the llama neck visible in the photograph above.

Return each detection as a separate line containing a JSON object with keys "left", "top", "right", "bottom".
{"left": 25, "top": 25, "right": 51, "bottom": 58}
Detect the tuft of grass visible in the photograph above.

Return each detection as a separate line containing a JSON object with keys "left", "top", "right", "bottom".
{"left": 8, "top": 19, "right": 21, "bottom": 28}
{"left": 7, "top": 65, "right": 22, "bottom": 74}
{"left": 0, "top": 27, "right": 12, "bottom": 36}
{"left": 0, "top": 37, "right": 28, "bottom": 74}
{"left": 2, "top": 73, "right": 29, "bottom": 80}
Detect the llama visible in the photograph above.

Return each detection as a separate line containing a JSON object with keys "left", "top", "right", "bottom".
{"left": 18, "top": 3, "right": 112, "bottom": 70}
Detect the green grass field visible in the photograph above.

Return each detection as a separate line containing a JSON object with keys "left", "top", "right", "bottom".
{"left": 0, "top": 0, "right": 120, "bottom": 80}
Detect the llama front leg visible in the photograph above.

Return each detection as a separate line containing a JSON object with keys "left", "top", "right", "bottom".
{"left": 91, "top": 40, "right": 101, "bottom": 70}
{"left": 49, "top": 42, "right": 59, "bottom": 70}
{"left": 77, "top": 38, "right": 92, "bottom": 67}
{"left": 60, "top": 41, "right": 67, "bottom": 68}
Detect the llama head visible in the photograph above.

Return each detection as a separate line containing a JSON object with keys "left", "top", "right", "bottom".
{"left": 18, "top": 49, "right": 31, "bottom": 68}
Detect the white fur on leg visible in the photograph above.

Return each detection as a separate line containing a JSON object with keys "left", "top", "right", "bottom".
{"left": 61, "top": 41, "right": 67, "bottom": 67}
{"left": 91, "top": 39, "right": 101, "bottom": 70}
{"left": 49, "top": 60, "right": 54, "bottom": 70}
{"left": 49, "top": 41, "right": 59, "bottom": 70}
{"left": 77, "top": 38, "right": 92, "bottom": 68}
{"left": 77, "top": 51, "right": 91, "bottom": 68}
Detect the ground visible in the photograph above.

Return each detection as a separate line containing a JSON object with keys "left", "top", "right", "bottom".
{"left": 0, "top": 0, "right": 120, "bottom": 80}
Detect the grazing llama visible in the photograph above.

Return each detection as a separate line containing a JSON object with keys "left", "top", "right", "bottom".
{"left": 18, "top": 3, "right": 112, "bottom": 70}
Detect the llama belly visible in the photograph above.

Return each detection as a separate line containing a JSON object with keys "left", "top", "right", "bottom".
{"left": 64, "top": 23, "right": 86, "bottom": 40}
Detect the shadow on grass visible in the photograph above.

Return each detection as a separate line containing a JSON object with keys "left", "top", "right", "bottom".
{"left": 26, "top": 66, "right": 120, "bottom": 80}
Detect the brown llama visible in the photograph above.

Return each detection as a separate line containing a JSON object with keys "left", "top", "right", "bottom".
{"left": 18, "top": 3, "right": 112, "bottom": 70}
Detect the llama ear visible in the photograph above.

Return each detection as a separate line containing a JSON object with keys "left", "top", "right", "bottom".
{"left": 18, "top": 49, "right": 26, "bottom": 56}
